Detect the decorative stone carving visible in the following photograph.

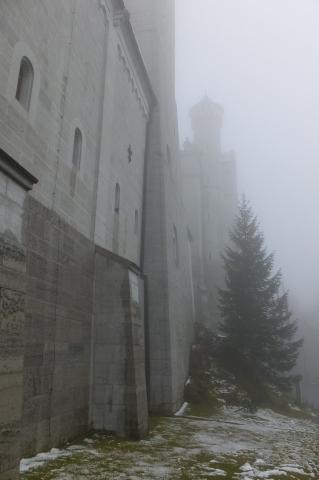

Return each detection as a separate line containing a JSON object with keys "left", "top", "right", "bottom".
{"left": 117, "top": 45, "right": 148, "bottom": 118}
{"left": 113, "top": 8, "right": 130, "bottom": 28}
{"left": 0, "top": 235, "right": 25, "bottom": 263}
{"left": 0, "top": 289, "right": 24, "bottom": 323}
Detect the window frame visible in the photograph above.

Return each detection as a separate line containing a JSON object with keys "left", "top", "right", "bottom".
{"left": 7, "top": 42, "right": 40, "bottom": 122}
{"left": 72, "top": 127, "right": 83, "bottom": 171}
{"left": 15, "top": 56, "right": 34, "bottom": 112}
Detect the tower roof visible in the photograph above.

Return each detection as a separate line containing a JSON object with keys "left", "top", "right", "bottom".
{"left": 190, "top": 96, "right": 224, "bottom": 123}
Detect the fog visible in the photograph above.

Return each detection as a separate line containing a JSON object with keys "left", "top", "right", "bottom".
{"left": 176, "top": 0, "right": 319, "bottom": 314}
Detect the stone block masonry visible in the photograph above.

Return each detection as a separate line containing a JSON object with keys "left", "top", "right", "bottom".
{"left": 0, "top": 233, "right": 26, "bottom": 480}
{"left": 0, "top": 189, "right": 149, "bottom": 478}
{"left": 21, "top": 196, "right": 148, "bottom": 459}
{"left": 22, "top": 196, "right": 95, "bottom": 457}
{"left": 92, "top": 248, "right": 148, "bottom": 438}
{"left": 0, "top": 0, "right": 196, "bottom": 477}
{"left": 125, "top": 0, "right": 195, "bottom": 415}
{"left": 0, "top": 156, "right": 37, "bottom": 479}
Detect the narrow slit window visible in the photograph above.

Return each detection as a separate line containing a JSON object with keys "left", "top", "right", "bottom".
{"left": 16, "top": 56, "right": 34, "bottom": 111}
{"left": 134, "top": 209, "right": 139, "bottom": 235}
{"left": 114, "top": 183, "right": 120, "bottom": 213}
{"left": 128, "top": 145, "right": 133, "bottom": 163}
{"left": 173, "top": 225, "right": 179, "bottom": 267}
{"left": 72, "top": 128, "right": 82, "bottom": 171}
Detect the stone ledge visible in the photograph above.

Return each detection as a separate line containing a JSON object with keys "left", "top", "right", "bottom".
{"left": 0, "top": 147, "right": 38, "bottom": 191}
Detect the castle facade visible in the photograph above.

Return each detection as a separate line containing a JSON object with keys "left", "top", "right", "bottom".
{"left": 0, "top": 2, "right": 236, "bottom": 478}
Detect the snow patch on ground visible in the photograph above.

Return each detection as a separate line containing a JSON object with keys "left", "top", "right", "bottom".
{"left": 20, "top": 406, "right": 319, "bottom": 479}
{"left": 20, "top": 444, "right": 103, "bottom": 474}
{"left": 20, "top": 448, "right": 71, "bottom": 473}
{"left": 206, "top": 467, "right": 227, "bottom": 476}
{"left": 254, "top": 459, "right": 266, "bottom": 466}
{"left": 237, "top": 461, "right": 309, "bottom": 479}
{"left": 175, "top": 401, "right": 189, "bottom": 416}
{"left": 280, "top": 466, "right": 306, "bottom": 474}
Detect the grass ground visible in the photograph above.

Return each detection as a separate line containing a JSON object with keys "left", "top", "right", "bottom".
{"left": 21, "top": 406, "right": 319, "bottom": 479}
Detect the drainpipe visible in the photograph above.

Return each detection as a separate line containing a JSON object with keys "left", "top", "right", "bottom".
{"left": 88, "top": 4, "right": 110, "bottom": 426}
{"left": 140, "top": 98, "right": 156, "bottom": 405}
{"left": 51, "top": 0, "right": 77, "bottom": 210}
{"left": 140, "top": 101, "right": 155, "bottom": 271}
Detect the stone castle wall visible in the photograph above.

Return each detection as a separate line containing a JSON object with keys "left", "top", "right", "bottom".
{"left": 125, "top": 0, "right": 194, "bottom": 414}
{"left": 0, "top": 6, "right": 157, "bottom": 476}
{"left": 0, "top": 169, "right": 28, "bottom": 479}
{"left": 0, "top": 1, "right": 195, "bottom": 477}
{"left": 0, "top": 0, "right": 105, "bottom": 237}
{"left": 0, "top": 188, "right": 149, "bottom": 478}
{"left": 92, "top": 248, "right": 148, "bottom": 438}
{"left": 22, "top": 196, "right": 95, "bottom": 456}
{"left": 22, "top": 197, "right": 149, "bottom": 456}
{"left": 0, "top": 0, "right": 152, "bottom": 266}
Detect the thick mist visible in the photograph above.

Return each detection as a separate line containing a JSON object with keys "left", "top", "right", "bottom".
{"left": 176, "top": 0, "right": 319, "bottom": 314}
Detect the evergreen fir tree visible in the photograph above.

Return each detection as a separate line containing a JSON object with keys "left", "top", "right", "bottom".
{"left": 219, "top": 197, "right": 303, "bottom": 398}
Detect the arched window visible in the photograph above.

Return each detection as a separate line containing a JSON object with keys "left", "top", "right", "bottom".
{"left": 16, "top": 56, "right": 34, "bottom": 111}
{"left": 72, "top": 128, "right": 82, "bottom": 171}
{"left": 112, "top": 183, "right": 120, "bottom": 253}
{"left": 134, "top": 209, "right": 139, "bottom": 235}
{"left": 173, "top": 225, "right": 179, "bottom": 267}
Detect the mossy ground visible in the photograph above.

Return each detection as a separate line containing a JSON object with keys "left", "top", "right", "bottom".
{"left": 21, "top": 408, "right": 319, "bottom": 479}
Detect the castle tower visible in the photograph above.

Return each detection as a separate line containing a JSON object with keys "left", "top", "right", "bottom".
{"left": 190, "top": 96, "right": 223, "bottom": 160}
{"left": 125, "top": 0, "right": 194, "bottom": 413}
{"left": 181, "top": 97, "right": 237, "bottom": 328}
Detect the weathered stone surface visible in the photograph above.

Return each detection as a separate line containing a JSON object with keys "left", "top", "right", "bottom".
{"left": 92, "top": 249, "right": 148, "bottom": 438}
{"left": 22, "top": 197, "right": 95, "bottom": 457}
{"left": 0, "top": 179, "right": 28, "bottom": 479}
{"left": 0, "top": 1, "right": 196, "bottom": 477}
{"left": 124, "top": 0, "right": 195, "bottom": 413}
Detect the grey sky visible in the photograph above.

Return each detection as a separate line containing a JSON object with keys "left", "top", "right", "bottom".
{"left": 176, "top": 0, "right": 319, "bottom": 312}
